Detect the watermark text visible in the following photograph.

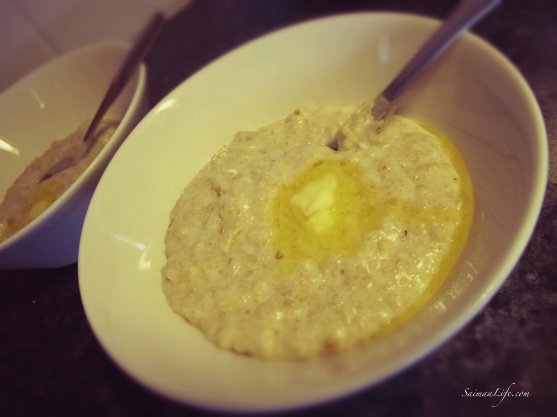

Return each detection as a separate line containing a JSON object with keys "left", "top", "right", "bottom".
{"left": 462, "top": 382, "right": 530, "bottom": 407}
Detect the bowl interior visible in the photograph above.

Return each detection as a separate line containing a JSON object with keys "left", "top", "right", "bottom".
{"left": 0, "top": 42, "right": 145, "bottom": 266}
{"left": 0, "top": 42, "right": 140, "bottom": 205}
{"left": 78, "top": 13, "right": 547, "bottom": 412}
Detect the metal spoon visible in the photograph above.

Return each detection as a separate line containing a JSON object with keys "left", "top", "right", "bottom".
{"left": 40, "top": 12, "right": 165, "bottom": 182}
{"left": 329, "top": 0, "right": 501, "bottom": 150}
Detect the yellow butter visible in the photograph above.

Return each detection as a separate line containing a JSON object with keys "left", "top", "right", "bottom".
{"left": 290, "top": 173, "right": 337, "bottom": 232}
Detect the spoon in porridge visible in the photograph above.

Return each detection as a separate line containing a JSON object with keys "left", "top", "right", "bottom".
{"left": 328, "top": 0, "right": 501, "bottom": 151}
{"left": 40, "top": 12, "right": 165, "bottom": 181}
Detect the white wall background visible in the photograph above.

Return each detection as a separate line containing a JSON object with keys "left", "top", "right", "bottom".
{"left": 0, "top": 0, "right": 193, "bottom": 93}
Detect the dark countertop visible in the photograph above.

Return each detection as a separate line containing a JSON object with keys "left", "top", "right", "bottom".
{"left": 2, "top": 0, "right": 556, "bottom": 416}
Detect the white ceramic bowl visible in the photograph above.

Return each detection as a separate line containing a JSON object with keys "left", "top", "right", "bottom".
{"left": 0, "top": 42, "right": 147, "bottom": 269}
{"left": 78, "top": 13, "right": 547, "bottom": 412}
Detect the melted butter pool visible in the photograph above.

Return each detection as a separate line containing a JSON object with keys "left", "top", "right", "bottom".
{"left": 271, "top": 122, "right": 474, "bottom": 284}
{"left": 272, "top": 159, "right": 380, "bottom": 261}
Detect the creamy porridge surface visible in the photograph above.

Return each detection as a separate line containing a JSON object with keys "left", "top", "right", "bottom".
{"left": 162, "top": 101, "right": 473, "bottom": 360}
{"left": 0, "top": 119, "right": 118, "bottom": 243}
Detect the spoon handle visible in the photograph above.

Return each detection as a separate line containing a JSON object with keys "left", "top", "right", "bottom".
{"left": 372, "top": 0, "right": 501, "bottom": 120}
{"left": 83, "top": 12, "right": 165, "bottom": 143}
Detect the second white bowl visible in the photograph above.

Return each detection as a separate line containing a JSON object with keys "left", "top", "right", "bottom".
{"left": 0, "top": 42, "right": 147, "bottom": 269}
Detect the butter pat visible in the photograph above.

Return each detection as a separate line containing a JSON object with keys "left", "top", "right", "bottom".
{"left": 291, "top": 173, "right": 337, "bottom": 232}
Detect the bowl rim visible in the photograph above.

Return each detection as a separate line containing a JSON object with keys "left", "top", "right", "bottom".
{"left": 0, "top": 41, "right": 147, "bottom": 254}
{"left": 78, "top": 11, "right": 548, "bottom": 412}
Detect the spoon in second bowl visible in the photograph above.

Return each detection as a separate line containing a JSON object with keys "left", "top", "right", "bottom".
{"left": 328, "top": 0, "right": 501, "bottom": 151}
{"left": 40, "top": 12, "right": 165, "bottom": 182}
